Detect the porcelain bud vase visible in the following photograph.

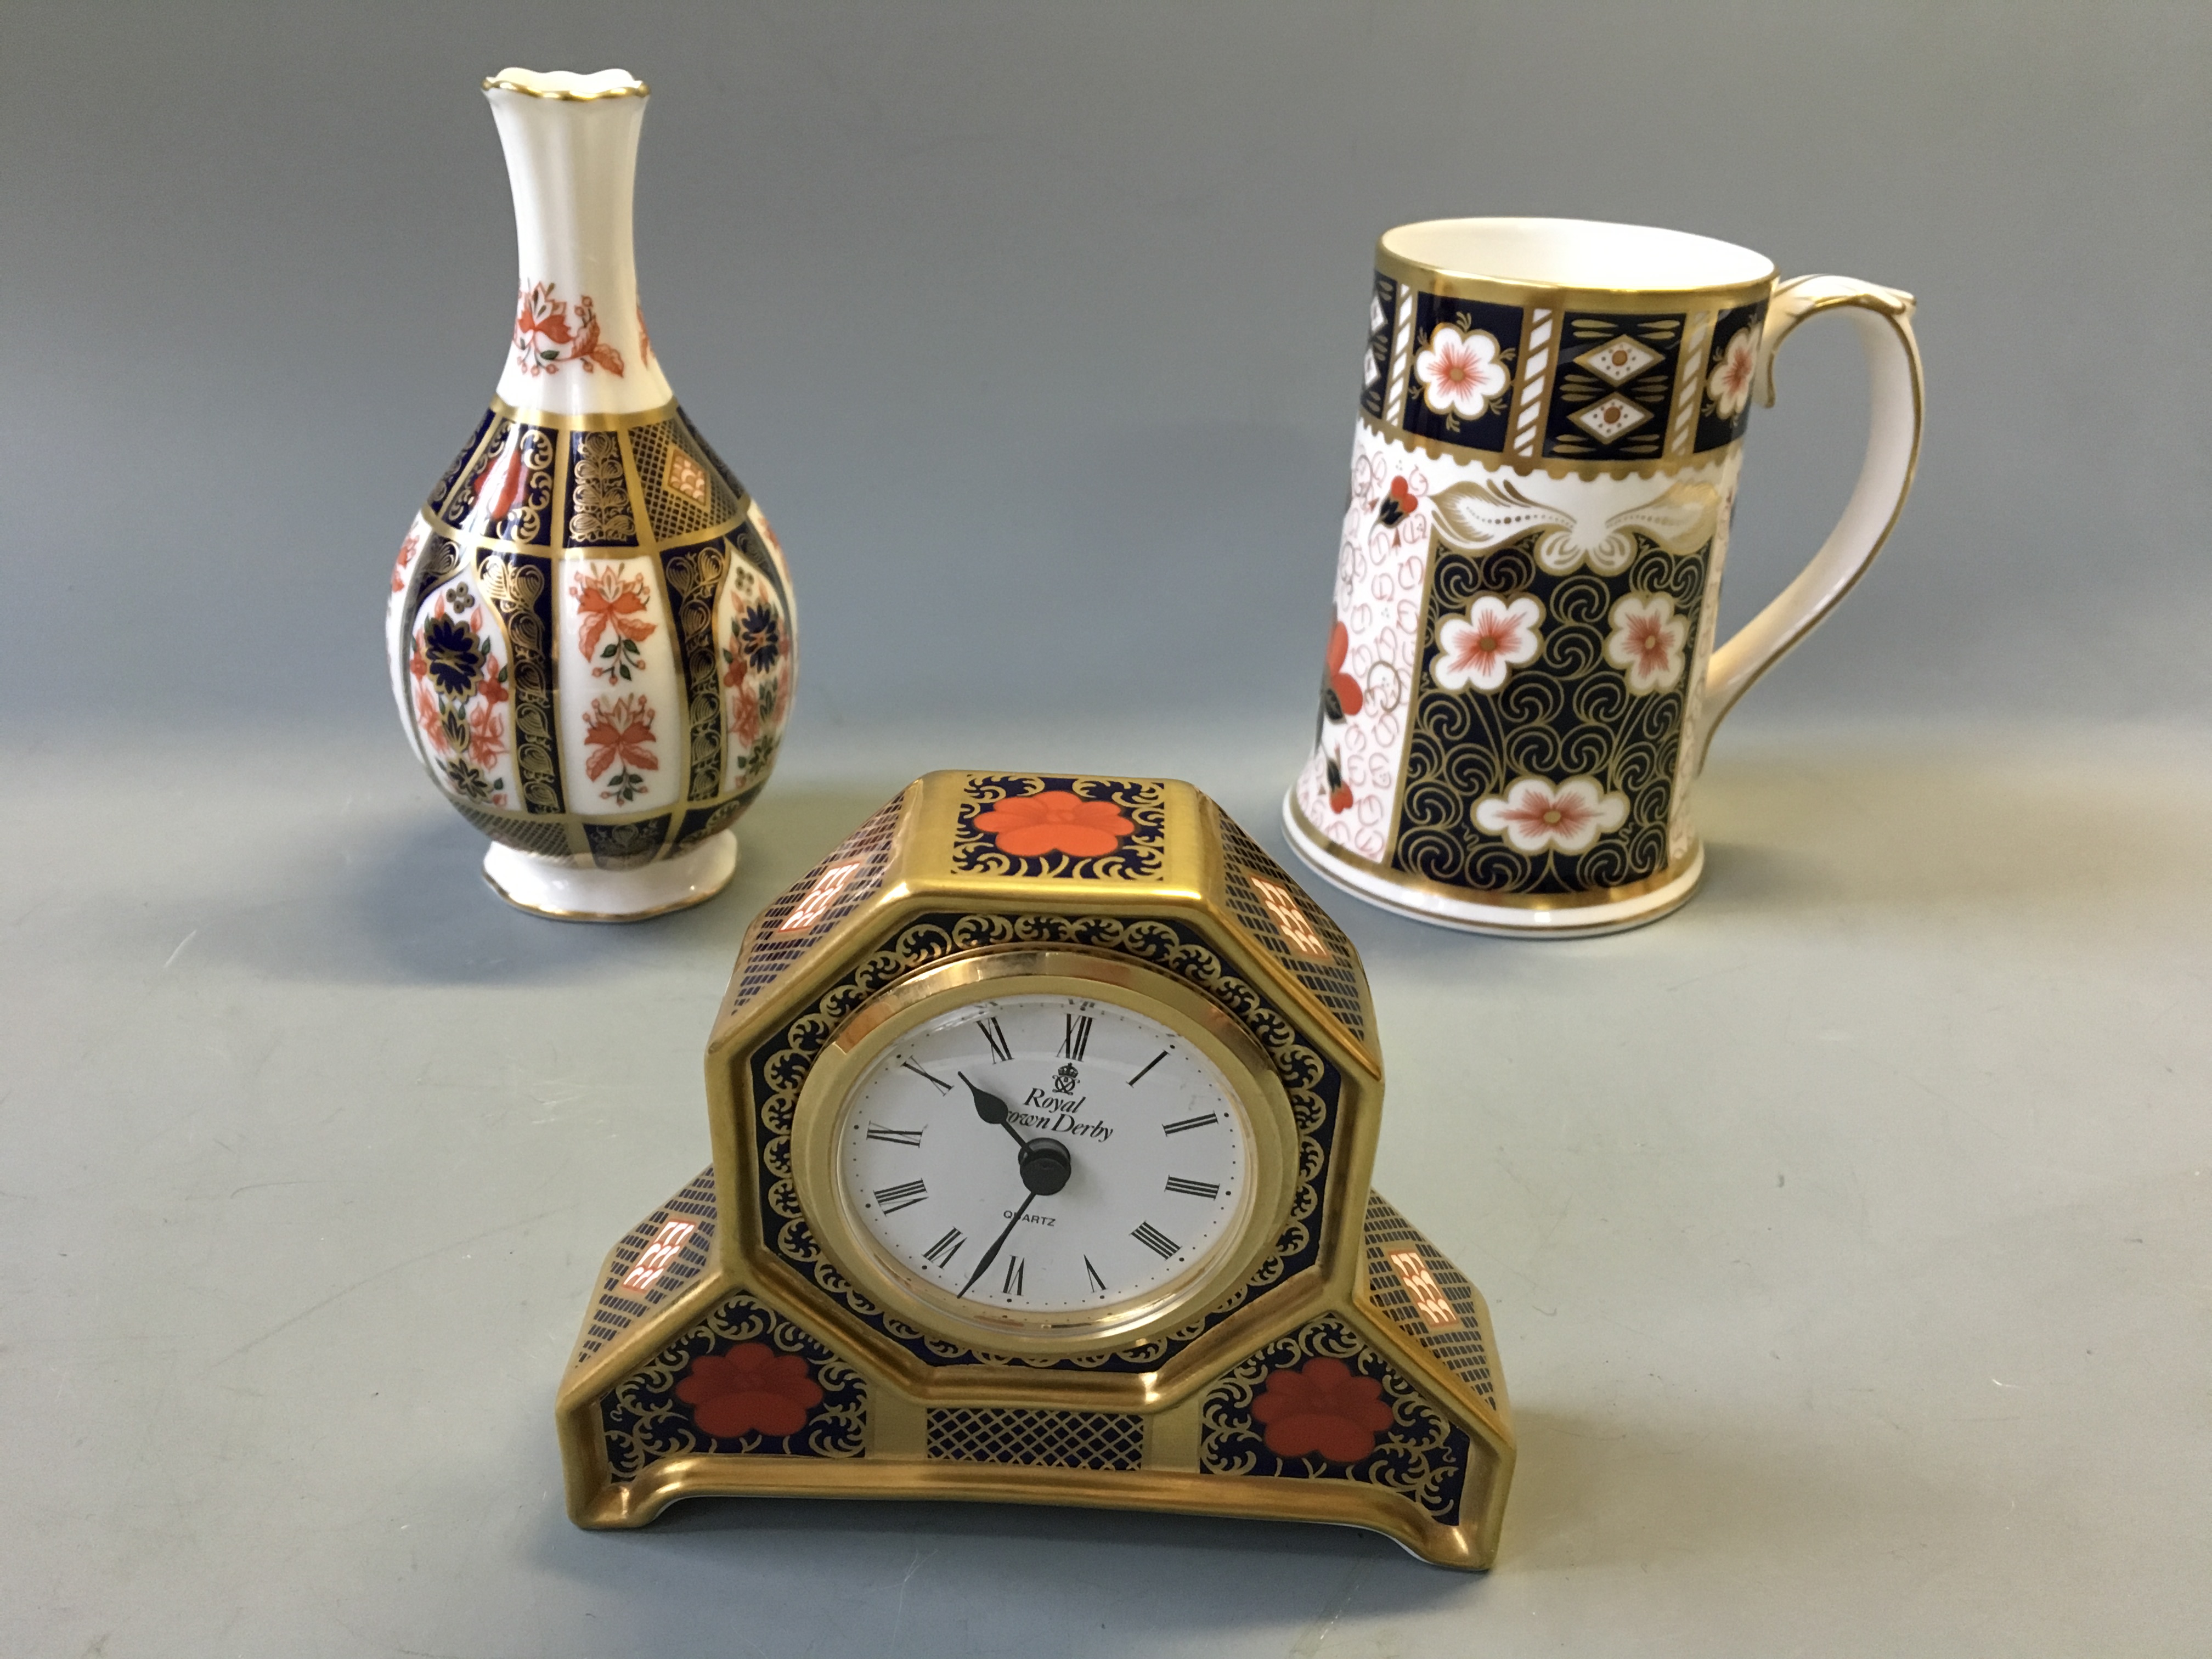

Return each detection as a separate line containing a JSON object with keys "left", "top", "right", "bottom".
{"left": 386, "top": 67, "right": 796, "bottom": 921}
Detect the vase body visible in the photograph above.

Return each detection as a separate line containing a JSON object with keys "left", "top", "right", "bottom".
{"left": 386, "top": 68, "right": 795, "bottom": 919}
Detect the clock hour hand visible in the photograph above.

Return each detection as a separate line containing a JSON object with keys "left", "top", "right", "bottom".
{"left": 958, "top": 1070, "right": 1028, "bottom": 1151}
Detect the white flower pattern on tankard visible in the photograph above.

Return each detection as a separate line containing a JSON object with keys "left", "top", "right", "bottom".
{"left": 1473, "top": 776, "right": 1629, "bottom": 856}
{"left": 1707, "top": 325, "right": 1759, "bottom": 420}
{"left": 1604, "top": 593, "right": 1689, "bottom": 694}
{"left": 1433, "top": 595, "right": 1543, "bottom": 693}
{"left": 1414, "top": 325, "right": 1510, "bottom": 420}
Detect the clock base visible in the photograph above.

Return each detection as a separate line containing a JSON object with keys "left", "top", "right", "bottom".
{"left": 482, "top": 830, "right": 738, "bottom": 922}
{"left": 556, "top": 1169, "right": 1514, "bottom": 1570}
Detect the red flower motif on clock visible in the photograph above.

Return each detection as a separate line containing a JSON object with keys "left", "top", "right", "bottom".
{"left": 1252, "top": 1356, "right": 1395, "bottom": 1462}
{"left": 972, "top": 791, "right": 1135, "bottom": 858}
{"left": 675, "top": 1343, "right": 823, "bottom": 1438}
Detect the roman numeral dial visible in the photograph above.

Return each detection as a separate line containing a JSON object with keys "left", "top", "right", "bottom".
{"left": 1058, "top": 1014, "right": 1092, "bottom": 1061}
{"left": 836, "top": 990, "right": 1257, "bottom": 1325}
{"left": 1131, "top": 1221, "right": 1180, "bottom": 1259}
{"left": 872, "top": 1179, "right": 928, "bottom": 1214}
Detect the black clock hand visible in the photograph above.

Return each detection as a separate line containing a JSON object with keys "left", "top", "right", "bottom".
{"left": 958, "top": 1070, "right": 1027, "bottom": 1151}
{"left": 960, "top": 1189, "right": 1034, "bottom": 1297}
{"left": 956, "top": 1136, "right": 1073, "bottom": 1298}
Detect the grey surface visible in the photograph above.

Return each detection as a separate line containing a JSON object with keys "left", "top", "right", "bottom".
{"left": 7, "top": 2, "right": 2212, "bottom": 1653}
{"left": 4, "top": 715, "right": 2210, "bottom": 1656}
{"left": 4, "top": 0, "right": 2210, "bottom": 735}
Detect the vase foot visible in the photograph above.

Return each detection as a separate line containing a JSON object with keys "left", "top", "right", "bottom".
{"left": 482, "top": 832, "right": 739, "bottom": 922}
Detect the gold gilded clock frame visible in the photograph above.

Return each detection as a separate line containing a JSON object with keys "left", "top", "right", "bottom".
{"left": 556, "top": 771, "right": 1515, "bottom": 1568}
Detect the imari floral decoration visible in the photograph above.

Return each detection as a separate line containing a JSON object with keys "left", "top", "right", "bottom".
{"left": 1288, "top": 217, "right": 1922, "bottom": 937}
{"left": 556, "top": 772, "right": 1515, "bottom": 1568}
{"left": 386, "top": 69, "right": 795, "bottom": 921}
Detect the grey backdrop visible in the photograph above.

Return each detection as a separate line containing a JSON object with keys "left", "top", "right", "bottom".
{"left": 8, "top": 5, "right": 2212, "bottom": 1658}
{"left": 7, "top": 1, "right": 2208, "bottom": 738}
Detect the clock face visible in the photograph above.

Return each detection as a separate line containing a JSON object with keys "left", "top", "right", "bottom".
{"left": 832, "top": 992, "right": 1257, "bottom": 1331}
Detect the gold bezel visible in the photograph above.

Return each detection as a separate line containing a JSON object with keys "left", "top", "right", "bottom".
{"left": 788, "top": 949, "right": 1299, "bottom": 1359}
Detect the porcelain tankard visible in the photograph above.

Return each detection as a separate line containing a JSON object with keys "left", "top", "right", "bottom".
{"left": 1284, "top": 217, "right": 1922, "bottom": 936}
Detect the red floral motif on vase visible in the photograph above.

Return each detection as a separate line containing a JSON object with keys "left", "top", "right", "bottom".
{"left": 972, "top": 791, "right": 1135, "bottom": 858}
{"left": 584, "top": 693, "right": 657, "bottom": 804}
{"left": 513, "top": 281, "right": 625, "bottom": 377}
{"left": 392, "top": 525, "right": 422, "bottom": 594}
{"left": 466, "top": 667, "right": 509, "bottom": 769}
{"left": 473, "top": 437, "right": 532, "bottom": 530}
{"left": 1251, "top": 1356, "right": 1395, "bottom": 1462}
{"left": 731, "top": 682, "right": 763, "bottom": 748}
{"left": 674, "top": 1342, "right": 823, "bottom": 1439}
{"left": 571, "top": 565, "right": 656, "bottom": 682}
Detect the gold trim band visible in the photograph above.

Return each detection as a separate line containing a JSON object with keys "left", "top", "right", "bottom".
{"left": 483, "top": 73, "right": 649, "bottom": 100}
{"left": 488, "top": 394, "right": 679, "bottom": 432}
{"left": 1375, "top": 225, "right": 1774, "bottom": 314}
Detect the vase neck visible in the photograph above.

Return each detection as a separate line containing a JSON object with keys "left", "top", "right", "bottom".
{"left": 486, "top": 71, "right": 673, "bottom": 417}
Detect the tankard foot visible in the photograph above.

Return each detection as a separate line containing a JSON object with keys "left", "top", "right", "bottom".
{"left": 482, "top": 831, "right": 740, "bottom": 923}
{"left": 1281, "top": 793, "right": 1703, "bottom": 939}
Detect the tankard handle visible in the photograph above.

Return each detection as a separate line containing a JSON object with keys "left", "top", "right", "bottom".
{"left": 1694, "top": 274, "right": 1925, "bottom": 770}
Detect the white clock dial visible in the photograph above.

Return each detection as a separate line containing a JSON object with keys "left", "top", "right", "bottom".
{"left": 835, "top": 992, "right": 1254, "bottom": 1322}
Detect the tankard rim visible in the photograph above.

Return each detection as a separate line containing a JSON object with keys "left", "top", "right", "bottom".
{"left": 1379, "top": 216, "right": 1774, "bottom": 306}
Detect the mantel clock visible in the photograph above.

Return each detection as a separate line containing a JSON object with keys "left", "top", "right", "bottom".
{"left": 556, "top": 772, "right": 1515, "bottom": 1566}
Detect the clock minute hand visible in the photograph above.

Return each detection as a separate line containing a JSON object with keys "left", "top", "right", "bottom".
{"left": 960, "top": 1190, "right": 1035, "bottom": 1297}
{"left": 955, "top": 1135, "right": 1073, "bottom": 1299}
{"left": 958, "top": 1070, "right": 1028, "bottom": 1151}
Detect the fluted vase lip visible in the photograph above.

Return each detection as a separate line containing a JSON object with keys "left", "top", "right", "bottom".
{"left": 483, "top": 66, "right": 648, "bottom": 100}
